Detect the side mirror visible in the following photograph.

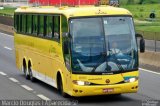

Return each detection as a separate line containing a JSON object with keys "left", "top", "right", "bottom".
{"left": 140, "top": 38, "right": 145, "bottom": 53}
{"left": 136, "top": 33, "right": 145, "bottom": 53}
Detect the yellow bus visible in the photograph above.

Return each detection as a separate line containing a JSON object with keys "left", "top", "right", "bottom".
{"left": 14, "top": 2, "right": 145, "bottom": 97}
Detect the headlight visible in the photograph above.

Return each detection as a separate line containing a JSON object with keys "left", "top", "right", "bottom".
{"left": 129, "top": 78, "right": 137, "bottom": 82}
{"left": 124, "top": 77, "right": 138, "bottom": 83}
{"left": 72, "top": 80, "right": 91, "bottom": 86}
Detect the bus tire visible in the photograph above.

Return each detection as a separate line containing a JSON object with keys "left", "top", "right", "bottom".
{"left": 29, "top": 67, "right": 36, "bottom": 82}
{"left": 57, "top": 74, "right": 68, "bottom": 98}
{"left": 22, "top": 60, "right": 30, "bottom": 80}
{"left": 25, "top": 69, "right": 30, "bottom": 80}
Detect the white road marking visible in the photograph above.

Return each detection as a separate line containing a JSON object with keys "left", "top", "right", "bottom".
{"left": 37, "top": 94, "right": 51, "bottom": 101}
{"left": 9, "top": 77, "right": 19, "bottom": 83}
{"left": 139, "top": 68, "right": 160, "bottom": 75}
{"left": 4, "top": 46, "right": 12, "bottom": 50}
{"left": 0, "top": 32, "right": 13, "bottom": 38}
{"left": 21, "top": 85, "right": 33, "bottom": 91}
{"left": 0, "top": 72, "right": 7, "bottom": 76}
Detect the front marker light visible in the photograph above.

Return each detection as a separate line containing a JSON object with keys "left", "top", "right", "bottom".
{"left": 73, "top": 80, "right": 91, "bottom": 86}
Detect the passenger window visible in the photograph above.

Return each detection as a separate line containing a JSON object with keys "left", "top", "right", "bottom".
{"left": 62, "top": 15, "right": 68, "bottom": 33}
{"left": 32, "top": 15, "right": 38, "bottom": 35}
{"left": 54, "top": 16, "right": 60, "bottom": 40}
{"left": 19, "top": 14, "right": 22, "bottom": 32}
{"left": 22, "top": 15, "right": 26, "bottom": 33}
{"left": 38, "top": 15, "right": 44, "bottom": 37}
{"left": 26, "top": 15, "right": 32, "bottom": 34}
{"left": 46, "top": 16, "right": 54, "bottom": 38}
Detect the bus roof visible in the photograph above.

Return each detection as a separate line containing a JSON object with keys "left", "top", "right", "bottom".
{"left": 15, "top": 5, "right": 132, "bottom": 18}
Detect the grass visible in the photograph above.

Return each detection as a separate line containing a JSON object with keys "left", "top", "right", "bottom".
{"left": 0, "top": 7, "right": 16, "bottom": 16}
{"left": 121, "top": 4, "right": 160, "bottom": 20}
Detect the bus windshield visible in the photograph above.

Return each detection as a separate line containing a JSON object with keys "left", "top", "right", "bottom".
{"left": 69, "top": 16, "right": 138, "bottom": 73}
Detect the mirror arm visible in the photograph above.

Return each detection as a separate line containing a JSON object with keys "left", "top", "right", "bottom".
{"left": 136, "top": 33, "right": 143, "bottom": 39}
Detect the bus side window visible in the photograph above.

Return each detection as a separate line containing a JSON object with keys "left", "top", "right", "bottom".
{"left": 26, "top": 14, "right": 32, "bottom": 34}
{"left": 22, "top": 14, "right": 26, "bottom": 33}
{"left": 32, "top": 15, "right": 38, "bottom": 36}
{"left": 53, "top": 16, "right": 60, "bottom": 40}
{"left": 38, "top": 15, "right": 44, "bottom": 37}
{"left": 19, "top": 14, "right": 22, "bottom": 32}
{"left": 46, "top": 16, "right": 53, "bottom": 38}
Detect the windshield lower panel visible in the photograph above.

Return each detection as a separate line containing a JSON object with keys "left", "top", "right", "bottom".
{"left": 69, "top": 16, "right": 138, "bottom": 74}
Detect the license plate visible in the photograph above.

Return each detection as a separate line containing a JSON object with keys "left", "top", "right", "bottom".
{"left": 103, "top": 88, "right": 114, "bottom": 93}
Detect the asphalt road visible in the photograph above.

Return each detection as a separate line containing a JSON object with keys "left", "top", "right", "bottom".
{"left": 0, "top": 32, "right": 160, "bottom": 106}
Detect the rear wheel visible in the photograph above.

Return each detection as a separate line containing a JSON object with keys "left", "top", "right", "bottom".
{"left": 22, "top": 63, "right": 30, "bottom": 80}
{"left": 57, "top": 75, "right": 68, "bottom": 98}
{"left": 25, "top": 69, "right": 30, "bottom": 80}
{"left": 29, "top": 67, "right": 36, "bottom": 82}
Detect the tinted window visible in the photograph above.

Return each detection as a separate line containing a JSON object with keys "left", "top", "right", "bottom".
{"left": 26, "top": 15, "right": 32, "bottom": 34}
{"left": 54, "top": 16, "right": 60, "bottom": 40}
{"left": 38, "top": 15, "right": 44, "bottom": 36}
{"left": 62, "top": 15, "right": 68, "bottom": 33}
{"left": 19, "top": 14, "right": 22, "bottom": 32}
{"left": 22, "top": 15, "right": 26, "bottom": 33}
{"left": 32, "top": 15, "right": 38, "bottom": 35}
{"left": 46, "top": 16, "right": 54, "bottom": 38}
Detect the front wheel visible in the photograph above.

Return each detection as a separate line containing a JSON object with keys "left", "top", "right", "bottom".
{"left": 57, "top": 76, "right": 68, "bottom": 98}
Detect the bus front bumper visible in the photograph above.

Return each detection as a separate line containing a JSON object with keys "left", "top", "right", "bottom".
{"left": 71, "top": 81, "right": 138, "bottom": 97}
